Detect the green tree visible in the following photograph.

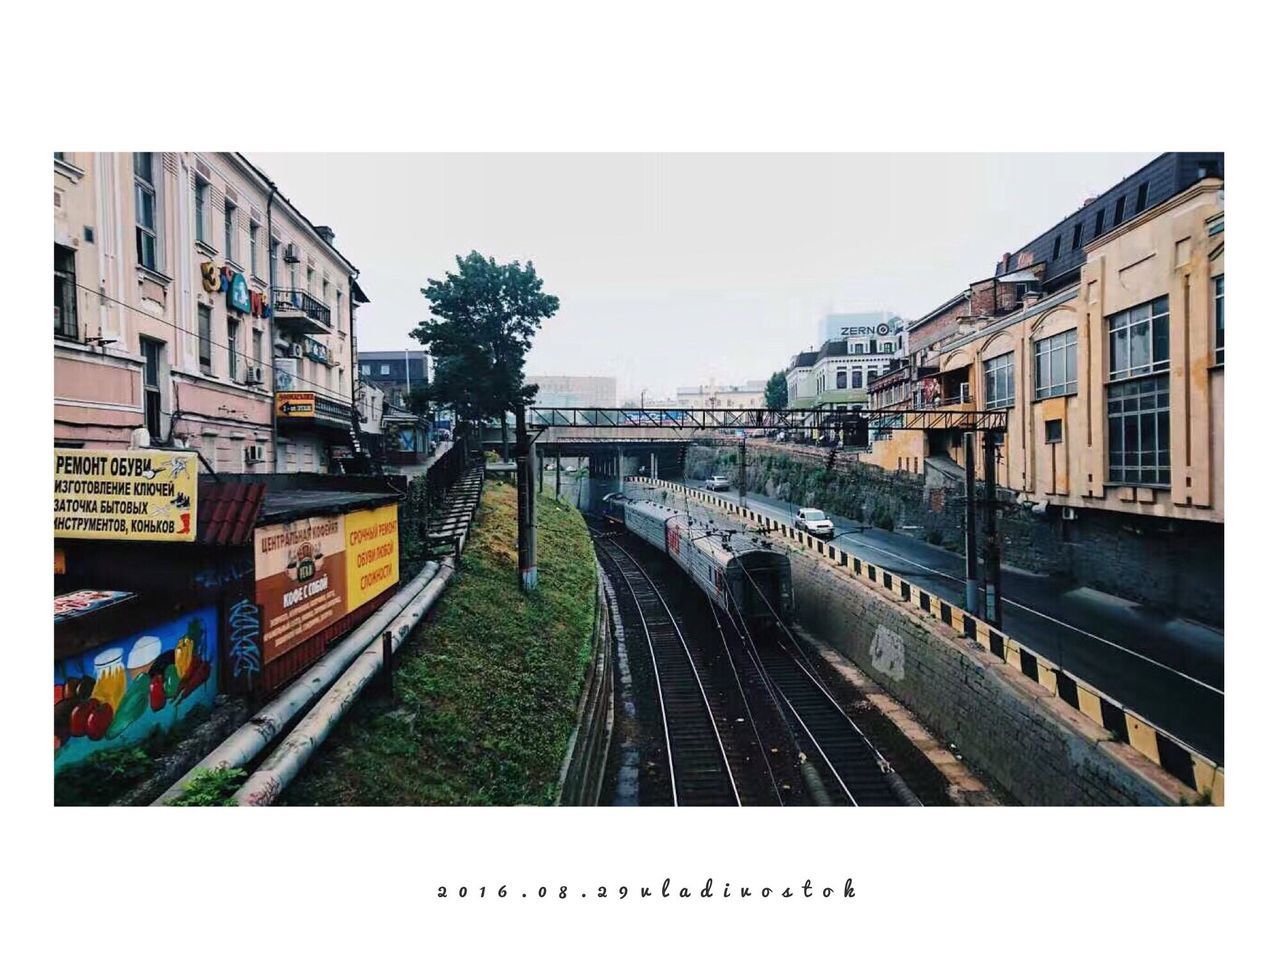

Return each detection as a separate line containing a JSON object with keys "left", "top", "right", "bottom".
{"left": 413, "top": 252, "right": 559, "bottom": 459}
{"left": 765, "top": 370, "right": 789, "bottom": 410}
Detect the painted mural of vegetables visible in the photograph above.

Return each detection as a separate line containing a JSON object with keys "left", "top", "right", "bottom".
{"left": 85, "top": 702, "right": 113, "bottom": 741}
{"left": 174, "top": 637, "right": 193, "bottom": 680}
{"left": 105, "top": 674, "right": 151, "bottom": 739}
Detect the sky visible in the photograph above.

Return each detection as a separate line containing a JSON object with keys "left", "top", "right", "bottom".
{"left": 250, "top": 153, "right": 1154, "bottom": 401}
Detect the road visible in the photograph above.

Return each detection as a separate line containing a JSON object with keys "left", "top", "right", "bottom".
{"left": 671, "top": 479, "right": 1224, "bottom": 764}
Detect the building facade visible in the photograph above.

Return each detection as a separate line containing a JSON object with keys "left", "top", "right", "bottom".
{"left": 359, "top": 350, "right": 429, "bottom": 409}
{"left": 865, "top": 164, "right": 1224, "bottom": 527}
{"left": 675, "top": 378, "right": 766, "bottom": 409}
{"left": 784, "top": 314, "right": 906, "bottom": 410}
{"left": 54, "top": 152, "right": 365, "bottom": 475}
{"left": 529, "top": 374, "right": 618, "bottom": 408}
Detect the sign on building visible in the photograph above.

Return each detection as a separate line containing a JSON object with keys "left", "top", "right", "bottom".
{"left": 54, "top": 450, "right": 198, "bottom": 542}
{"left": 275, "top": 391, "right": 316, "bottom": 418}
{"left": 253, "top": 504, "right": 400, "bottom": 667}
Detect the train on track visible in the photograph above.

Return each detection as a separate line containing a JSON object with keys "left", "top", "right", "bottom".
{"left": 602, "top": 492, "right": 793, "bottom": 626}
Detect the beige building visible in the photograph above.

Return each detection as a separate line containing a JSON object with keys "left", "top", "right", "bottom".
{"left": 676, "top": 378, "right": 767, "bottom": 409}
{"left": 865, "top": 178, "right": 1224, "bottom": 524}
{"left": 54, "top": 152, "right": 365, "bottom": 474}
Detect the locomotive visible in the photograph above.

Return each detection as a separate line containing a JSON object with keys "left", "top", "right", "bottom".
{"left": 602, "top": 492, "right": 793, "bottom": 626}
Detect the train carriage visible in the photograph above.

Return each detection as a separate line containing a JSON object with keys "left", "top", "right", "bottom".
{"left": 613, "top": 495, "right": 793, "bottom": 627}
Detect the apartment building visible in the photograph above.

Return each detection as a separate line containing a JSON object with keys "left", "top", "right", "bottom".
{"left": 54, "top": 152, "right": 366, "bottom": 474}
{"left": 675, "top": 378, "right": 767, "bottom": 409}
{"left": 784, "top": 313, "right": 906, "bottom": 409}
{"left": 360, "top": 350, "right": 430, "bottom": 409}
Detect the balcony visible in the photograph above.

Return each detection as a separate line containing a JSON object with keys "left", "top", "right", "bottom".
{"left": 275, "top": 389, "right": 355, "bottom": 431}
{"left": 273, "top": 288, "right": 331, "bottom": 334}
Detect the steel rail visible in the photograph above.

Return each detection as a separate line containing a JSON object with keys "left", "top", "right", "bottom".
{"left": 596, "top": 535, "right": 741, "bottom": 806}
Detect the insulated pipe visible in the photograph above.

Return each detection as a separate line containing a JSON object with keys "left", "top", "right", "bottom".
{"left": 233, "top": 559, "right": 456, "bottom": 805}
{"left": 152, "top": 560, "right": 441, "bottom": 805}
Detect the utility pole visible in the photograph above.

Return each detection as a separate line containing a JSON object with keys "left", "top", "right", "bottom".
{"left": 515, "top": 404, "right": 537, "bottom": 592}
{"left": 738, "top": 433, "right": 747, "bottom": 507}
{"left": 554, "top": 447, "right": 561, "bottom": 500}
{"left": 963, "top": 432, "right": 980, "bottom": 616}
{"left": 983, "top": 430, "right": 1003, "bottom": 627}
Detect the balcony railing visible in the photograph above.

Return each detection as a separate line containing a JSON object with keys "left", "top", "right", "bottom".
{"left": 273, "top": 288, "right": 331, "bottom": 329}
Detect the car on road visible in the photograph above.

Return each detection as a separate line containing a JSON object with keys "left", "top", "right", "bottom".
{"left": 794, "top": 508, "right": 834, "bottom": 538}
{"left": 705, "top": 475, "right": 732, "bottom": 491}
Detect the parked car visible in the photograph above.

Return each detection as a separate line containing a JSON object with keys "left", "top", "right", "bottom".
{"left": 794, "top": 508, "right": 835, "bottom": 538}
{"left": 705, "top": 475, "right": 732, "bottom": 491}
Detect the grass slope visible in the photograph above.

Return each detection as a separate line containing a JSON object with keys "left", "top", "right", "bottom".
{"left": 288, "top": 483, "right": 597, "bottom": 805}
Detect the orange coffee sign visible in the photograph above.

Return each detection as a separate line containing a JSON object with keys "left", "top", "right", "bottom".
{"left": 345, "top": 504, "right": 399, "bottom": 612}
{"left": 275, "top": 391, "right": 316, "bottom": 418}
{"left": 254, "top": 515, "right": 347, "bottom": 663}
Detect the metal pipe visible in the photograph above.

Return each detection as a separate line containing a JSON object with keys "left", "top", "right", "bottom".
{"left": 152, "top": 560, "right": 442, "bottom": 805}
{"left": 233, "top": 561, "right": 456, "bottom": 805}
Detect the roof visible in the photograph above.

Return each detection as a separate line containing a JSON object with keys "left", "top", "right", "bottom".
{"left": 196, "top": 478, "right": 267, "bottom": 546}
{"left": 360, "top": 350, "right": 427, "bottom": 360}
{"left": 908, "top": 292, "right": 969, "bottom": 331}
{"left": 789, "top": 351, "right": 819, "bottom": 370}
{"left": 258, "top": 489, "right": 401, "bottom": 525}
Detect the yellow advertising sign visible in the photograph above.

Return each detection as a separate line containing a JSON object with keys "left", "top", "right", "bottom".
{"left": 276, "top": 391, "right": 316, "bottom": 418}
{"left": 54, "top": 450, "right": 198, "bottom": 542}
{"left": 345, "top": 504, "right": 400, "bottom": 612}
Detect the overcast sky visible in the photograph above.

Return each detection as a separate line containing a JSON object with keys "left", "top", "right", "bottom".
{"left": 250, "top": 153, "right": 1153, "bottom": 400}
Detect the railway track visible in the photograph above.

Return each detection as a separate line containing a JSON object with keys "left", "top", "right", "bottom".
{"left": 595, "top": 533, "right": 741, "bottom": 806}
{"left": 724, "top": 577, "right": 916, "bottom": 807}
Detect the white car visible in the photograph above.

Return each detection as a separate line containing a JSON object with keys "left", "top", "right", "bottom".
{"left": 705, "top": 475, "right": 731, "bottom": 491}
{"left": 795, "top": 508, "right": 834, "bottom": 538}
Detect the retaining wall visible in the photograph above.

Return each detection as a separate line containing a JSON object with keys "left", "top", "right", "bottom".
{"left": 556, "top": 565, "right": 616, "bottom": 805}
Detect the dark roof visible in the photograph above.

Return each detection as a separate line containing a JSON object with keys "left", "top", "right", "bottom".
{"left": 817, "top": 340, "right": 850, "bottom": 360}
{"left": 790, "top": 350, "right": 819, "bottom": 370}
{"left": 258, "top": 489, "right": 400, "bottom": 524}
{"left": 196, "top": 478, "right": 267, "bottom": 546}
{"left": 352, "top": 278, "right": 370, "bottom": 303}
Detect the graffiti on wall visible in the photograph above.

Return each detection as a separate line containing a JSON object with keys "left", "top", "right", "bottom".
{"left": 54, "top": 607, "right": 218, "bottom": 771}
{"left": 226, "top": 598, "right": 262, "bottom": 683}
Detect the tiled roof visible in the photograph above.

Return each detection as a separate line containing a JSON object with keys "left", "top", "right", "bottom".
{"left": 196, "top": 478, "right": 267, "bottom": 546}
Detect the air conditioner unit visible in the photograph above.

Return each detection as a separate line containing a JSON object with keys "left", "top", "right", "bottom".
{"left": 291, "top": 343, "right": 304, "bottom": 358}
{"left": 247, "top": 366, "right": 264, "bottom": 385}
{"left": 1062, "top": 506, "right": 1078, "bottom": 521}
{"left": 244, "top": 443, "right": 266, "bottom": 465}
{"left": 959, "top": 382, "right": 971, "bottom": 403}
{"left": 283, "top": 242, "right": 302, "bottom": 263}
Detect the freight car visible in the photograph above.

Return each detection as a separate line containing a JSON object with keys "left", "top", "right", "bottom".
{"left": 602, "top": 493, "right": 792, "bottom": 626}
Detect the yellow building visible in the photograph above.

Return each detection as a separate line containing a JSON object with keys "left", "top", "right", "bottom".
{"left": 867, "top": 177, "right": 1224, "bottom": 524}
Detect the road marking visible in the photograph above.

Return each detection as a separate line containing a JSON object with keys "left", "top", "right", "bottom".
{"left": 682, "top": 482, "right": 1225, "bottom": 698}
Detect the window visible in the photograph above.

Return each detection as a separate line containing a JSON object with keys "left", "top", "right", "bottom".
{"left": 306, "top": 266, "right": 315, "bottom": 293}
{"left": 289, "top": 262, "right": 297, "bottom": 291}
{"left": 252, "top": 328, "right": 263, "bottom": 365}
{"left": 1108, "top": 296, "right": 1170, "bottom": 381}
{"left": 198, "top": 305, "right": 212, "bottom": 373}
{"left": 1197, "top": 159, "right": 1221, "bottom": 179}
{"left": 1107, "top": 376, "right": 1170, "bottom": 485}
{"left": 1071, "top": 223, "right": 1082, "bottom": 250}
{"left": 1034, "top": 329, "right": 1078, "bottom": 398}
{"left": 1094, "top": 209, "right": 1106, "bottom": 238}
{"left": 836, "top": 370, "right": 847, "bottom": 390}
{"left": 1214, "top": 275, "right": 1224, "bottom": 364}
{"left": 853, "top": 342, "right": 864, "bottom": 354}
{"left": 1052, "top": 235, "right": 1061, "bottom": 260}
{"left": 224, "top": 199, "right": 237, "bottom": 261}
{"left": 228, "top": 317, "right": 240, "bottom": 381}
{"left": 142, "top": 337, "right": 163, "bottom": 443}
{"left": 380, "top": 363, "right": 391, "bottom": 375}
{"left": 249, "top": 221, "right": 260, "bottom": 276}
{"left": 850, "top": 370, "right": 863, "bottom": 389}
{"left": 1114, "top": 194, "right": 1126, "bottom": 224}
{"left": 55, "top": 244, "right": 77, "bottom": 338}
{"left": 270, "top": 238, "right": 280, "bottom": 284}
{"left": 194, "top": 177, "right": 210, "bottom": 245}
{"left": 882, "top": 341, "right": 893, "bottom": 354}
{"left": 1045, "top": 419, "right": 1063, "bottom": 444}
{"left": 134, "top": 152, "right": 158, "bottom": 270}
{"left": 361, "top": 364, "right": 371, "bottom": 375}
{"left": 1135, "top": 181, "right": 1149, "bottom": 213}
{"left": 983, "top": 352, "right": 1015, "bottom": 408}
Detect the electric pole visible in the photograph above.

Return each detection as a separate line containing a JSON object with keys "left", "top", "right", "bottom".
{"left": 515, "top": 404, "right": 537, "bottom": 592}
{"left": 963, "top": 431, "right": 980, "bottom": 616}
{"left": 983, "top": 430, "right": 1003, "bottom": 627}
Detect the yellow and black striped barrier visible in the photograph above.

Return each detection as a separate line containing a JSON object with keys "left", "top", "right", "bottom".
{"left": 627, "top": 477, "right": 1224, "bottom": 805}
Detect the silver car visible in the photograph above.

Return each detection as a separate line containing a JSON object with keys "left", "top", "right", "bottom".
{"left": 795, "top": 508, "right": 834, "bottom": 538}
{"left": 704, "top": 475, "right": 731, "bottom": 491}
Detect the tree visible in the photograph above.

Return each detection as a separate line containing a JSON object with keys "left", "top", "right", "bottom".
{"left": 765, "top": 370, "right": 788, "bottom": 410}
{"left": 412, "top": 252, "right": 559, "bottom": 460}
